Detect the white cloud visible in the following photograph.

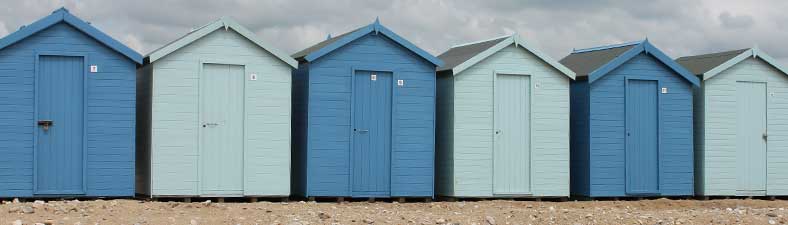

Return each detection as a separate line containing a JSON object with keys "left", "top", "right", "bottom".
{"left": 0, "top": 22, "right": 7, "bottom": 37}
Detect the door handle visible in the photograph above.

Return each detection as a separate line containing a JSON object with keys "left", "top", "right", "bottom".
{"left": 495, "top": 129, "right": 501, "bottom": 134}
{"left": 38, "top": 120, "right": 53, "bottom": 131}
{"left": 354, "top": 128, "right": 369, "bottom": 133}
{"left": 763, "top": 132, "right": 768, "bottom": 140}
{"left": 202, "top": 123, "right": 219, "bottom": 127}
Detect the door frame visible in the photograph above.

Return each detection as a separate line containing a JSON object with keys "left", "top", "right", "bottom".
{"left": 196, "top": 60, "right": 247, "bottom": 196}
{"left": 735, "top": 80, "right": 768, "bottom": 195}
{"left": 624, "top": 77, "right": 662, "bottom": 195}
{"left": 491, "top": 70, "right": 533, "bottom": 196}
{"left": 32, "top": 52, "right": 89, "bottom": 195}
{"left": 348, "top": 66, "right": 397, "bottom": 197}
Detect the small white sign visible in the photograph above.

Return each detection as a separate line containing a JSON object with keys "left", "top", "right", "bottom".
{"left": 90, "top": 65, "right": 98, "bottom": 73}
{"left": 661, "top": 87, "right": 668, "bottom": 94}
{"left": 371, "top": 74, "right": 377, "bottom": 81}
{"left": 397, "top": 79, "right": 404, "bottom": 87}
{"left": 250, "top": 74, "right": 258, "bottom": 81}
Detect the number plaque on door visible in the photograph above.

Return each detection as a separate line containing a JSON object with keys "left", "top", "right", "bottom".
{"left": 371, "top": 74, "right": 377, "bottom": 81}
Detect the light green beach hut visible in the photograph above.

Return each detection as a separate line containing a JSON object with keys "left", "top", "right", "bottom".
{"left": 435, "top": 34, "right": 575, "bottom": 198}
{"left": 677, "top": 47, "right": 788, "bottom": 197}
{"left": 136, "top": 17, "right": 297, "bottom": 197}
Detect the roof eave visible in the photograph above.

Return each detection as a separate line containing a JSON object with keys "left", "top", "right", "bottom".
{"left": 146, "top": 17, "right": 297, "bottom": 68}
{"left": 303, "top": 21, "right": 444, "bottom": 67}
{"left": 0, "top": 8, "right": 143, "bottom": 64}
{"left": 589, "top": 41, "right": 700, "bottom": 87}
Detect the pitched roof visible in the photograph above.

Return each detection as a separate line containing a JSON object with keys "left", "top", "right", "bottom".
{"left": 559, "top": 42, "right": 639, "bottom": 77}
{"left": 291, "top": 19, "right": 443, "bottom": 67}
{"left": 437, "top": 36, "right": 509, "bottom": 71}
{"left": 676, "top": 47, "right": 788, "bottom": 80}
{"left": 0, "top": 8, "right": 142, "bottom": 64}
{"left": 675, "top": 49, "right": 749, "bottom": 75}
{"left": 145, "top": 17, "right": 297, "bottom": 68}
{"left": 291, "top": 27, "right": 361, "bottom": 59}
{"left": 437, "top": 34, "right": 575, "bottom": 79}
{"left": 560, "top": 40, "right": 699, "bottom": 86}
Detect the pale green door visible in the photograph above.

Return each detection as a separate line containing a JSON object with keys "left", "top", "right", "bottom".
{"left": 493, "top": 74, "right": 531, "bottom": 195}
{"left": 736, "top": 81, "right": 767, "bottom": 195}
{"left": 200, "top": 63, "right": 245, "bottom": 196}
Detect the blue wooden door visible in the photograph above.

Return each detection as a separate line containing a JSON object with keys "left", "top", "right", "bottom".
{"left": 351, "top": 70, "right": 392, "bottom": 196}
{"left": 736, "top": 81, "right": 767, "bottom": 195}
{"left": 200, "top": 64, "right": 245, "bottom": 196}
{"left": 625, "top": 79, "right": 659, "bottom": 194}
{"left": 35, "top": 55, "right": 85, "bottom": 195}
{"left": 493, "top": 74, "right": 531, "bottom": 195}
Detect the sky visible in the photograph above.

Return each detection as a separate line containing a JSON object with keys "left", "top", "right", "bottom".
{"left": 1, "top": 0, "right": 786, "bottom": 64}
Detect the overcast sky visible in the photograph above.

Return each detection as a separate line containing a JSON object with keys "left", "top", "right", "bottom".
{"left": 1, "top": 0, "right": 786, "bottom": 64}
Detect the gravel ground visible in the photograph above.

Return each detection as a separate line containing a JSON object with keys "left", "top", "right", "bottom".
{"left": 2, "top": 198, "right": 788, "bottom": 224}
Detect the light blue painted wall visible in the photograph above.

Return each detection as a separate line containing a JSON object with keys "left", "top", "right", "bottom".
{"left": 139, "top": 28, "right": 292, "bottom": 197}
{"left": 696, "top": 58, "right": 788, "bottom": 196}
{"left": 294, "top": 33, "right": 436, "bottom": 197}
{"left": 0, "top": 22, "right": 136, "bottom": 197}
{"left": 585, "top": 53, "right": 694, "bottom": 197}
{"left": 436, "top": 45, "right": 570, "bottom": 197}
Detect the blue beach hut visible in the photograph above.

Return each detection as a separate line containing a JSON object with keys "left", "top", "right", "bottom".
{"left": 560, "top": 40, "right": 698, "bottom": 197}
{"left": 291, "top": 19, "right": 442, "bottom": 199}
{"left": 0, "top": 8, "right": 142, "bottom": 197}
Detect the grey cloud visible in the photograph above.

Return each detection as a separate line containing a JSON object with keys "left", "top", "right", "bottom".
{"left": 0, "top": 0, "right": 786, "bottom": 65}
{"left": 718, "top": 11, "right": 755, "bottom": 29}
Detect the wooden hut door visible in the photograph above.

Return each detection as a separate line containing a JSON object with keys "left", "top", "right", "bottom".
{"left": 351, "top": 70, "right": 392, "bottom": 196}
{"left": 493, "top": 74, "right": 531, "bottom": 195}
{"left": 199, "top": 64, "right": 244, "bottom": 195}
{"left": 35, "top": 55, "right": 85, "bottom": 195}
{"left": 625, "top": 79, "right": 659, "bottom": 194}
{"left": 736, "top": 81, "right": 767, "bottom": 195}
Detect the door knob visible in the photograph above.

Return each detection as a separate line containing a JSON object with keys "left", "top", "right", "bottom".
{"left": 495, "top": 130, "right": 501, "bottom": 134}
{"left": 38, "top": 120, "right": 53, "bottom": 132}
{"left": 763, "top": 132, "right": 768, "bottom": 140}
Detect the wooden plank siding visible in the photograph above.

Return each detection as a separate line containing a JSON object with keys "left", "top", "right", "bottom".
{"left": 436, "top": 44, "right": 570, "bottom": 197}
{"left": 0, "top": 22, "right": 137, "bottom": 197}
{"left": 586, "top": 53, "right": 694, "bottom": 197}
{"left": 142, "top": 28, "right": 291, "bottom": 197}
{"left": 296, "top": 32, "right": 437, "bottom": 198}
{"left": 697, "top": 58, "right": 788, "bottom": 196}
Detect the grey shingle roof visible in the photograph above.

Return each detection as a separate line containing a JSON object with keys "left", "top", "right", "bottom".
{"left": 675, "top": 48, "right": 749, "bottom": 75}
{"left": 436, "top": 36, "right": 509, "bottom": 71}
{"left": 291, "top": 27, "right": 362, "bottom": 60}
{"left": 559, "top": 44, "right": 637, "bottom": 77}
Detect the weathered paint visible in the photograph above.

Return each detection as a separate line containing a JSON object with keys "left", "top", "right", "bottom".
{"left": 436, "top": 40, "right": 571, "bottom": 198}
{"left": 566, "top": 42, "right": 695, "bottom": 197}
{"left": 0, "top": 8, "right": 141, "bottom": 197}
{"left": 136, "top": 18, "right": 293, "bottom": 197}
{"left": 693, "top": 56, "right": 788, "bottom": 196}
{"left": 291, "top": 21, "right": 441, "bottom": 198}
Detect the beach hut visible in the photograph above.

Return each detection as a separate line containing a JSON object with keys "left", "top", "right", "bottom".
{"left": 434, "top": 34, "right": 575, "bottom": 198}
{"left": 135, "top": 17, "right": 297, "bottom": 198}
{"left": 291, "top": 19, "right": 443, "bottom": 199}
{"left": 0, "top": 8, "right": 142, "bottom": 197}
{"left": 677, "top": 47, "right": 788, "bottom": 196}
{"left": 560, "top": 40, "right": 699, "bottom": 197}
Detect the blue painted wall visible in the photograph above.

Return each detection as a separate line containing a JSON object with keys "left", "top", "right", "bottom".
{"left": 0, "top": 22, "right": 137, "bottom": 197}
{"left": 569, "top": 80, "right": 590, "bottom": 196}
{"left": 292, "top": 32, "right": 436, "bottom": 197}
{"left": 570, "top": 53, "right": 694, "bottom": 197}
